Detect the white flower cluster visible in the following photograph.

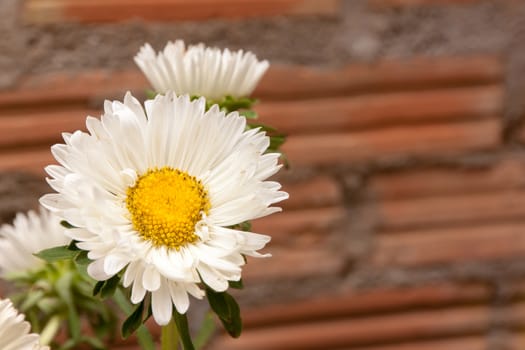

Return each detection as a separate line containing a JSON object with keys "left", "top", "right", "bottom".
{"left": 40, "top": 41, "right": 287, "bottom": 326}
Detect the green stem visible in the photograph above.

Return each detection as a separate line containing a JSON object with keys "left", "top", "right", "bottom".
{"left": 161, "top": 317, "right": 180, "bottom": 350}
{"left": 39, "top": 315, "right": 62, "bottom": 346}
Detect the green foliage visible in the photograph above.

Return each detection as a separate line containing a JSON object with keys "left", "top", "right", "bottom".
{"left": 228, "top": 279, "right": 244, "bottom": 290}
{"left": 113, "top": 289, "right": 155, "bottom": 350}
{"left": 194, "top": 311, "right": 216, "bottom": 350}
{"left": 173, "top": 311, "right": 195, "bottom": 350}
{"left": 7, "top": 257, "right": 119, "bottom": 349}
{"left": 205, "top": 286, "right": 242, "bottom": 338}
{"left": 35, "top": 245, "right": 77, "bottom": 262}
{"left": 60, "top": 220, "right": 76, "bottom": 229}
{"left": 122, "top": 300, "right": 146, "bottom": 339}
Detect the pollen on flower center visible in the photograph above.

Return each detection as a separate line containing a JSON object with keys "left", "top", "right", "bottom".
{"left": 126, "top": 167, "right": 210, "bottom": 249}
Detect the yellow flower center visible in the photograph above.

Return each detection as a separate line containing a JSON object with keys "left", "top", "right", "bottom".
{"left": 126, "top": 167, "right": 210, "bottom": 249}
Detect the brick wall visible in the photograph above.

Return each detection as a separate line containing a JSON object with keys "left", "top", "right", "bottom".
{"left": 2, "top": 0, "right": 525, "bottom": 349}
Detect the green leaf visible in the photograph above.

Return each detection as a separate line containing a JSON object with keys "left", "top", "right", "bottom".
{"left": 55, "top": 271, "right": 81, "bottom": 341}
{"left": 19, "top": 289, "right": 45, "bottom": 312}
{"left": 100, "top": 274, "right": 121, "bottom": 299}
{"left": 173, "top": 311, "right": 195, "bottom": 350}
{"left": 194, "top": 311, "right": 216, "bottom": 350}
{"left": 122, "top": 300, "right": 145, "bottom": 339}
{"left": 228, "top": 279, "right": 244, "bottom": 289}
{"left": 74, "top": 250, "right": 91, "bottom": 265}
{"left": 113, "top": 289, "right": 155, "bottom": 350}
{"left": 35, "top": 245, "right": 77, "bottom": 262}
{"left": 81, "top": 336, "right": 106, "bottom": 350}
{"left": 93, "top": 281, "right": 105, "bottom": 296}
{"left": 239, "top": 110, "right": 258, "bottom": 119}
{"left": 205, "top": 288, "right": 242, "bottom": 338}
{"left": 247, "top": 123, "right": 277, "bottom": 132}
{"left": 67, "top": 240, "right": 80, "bottom": 251}
{"left": 269, "top": 135, "right": 286, "bottom": 151}
{"left": 61, "top": 220, "right": 76, "bottom": 229}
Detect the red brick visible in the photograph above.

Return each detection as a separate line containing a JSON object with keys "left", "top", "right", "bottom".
{"left": 0, "top": 56, "right": 502, "bottom": 108}
{"left": 280, "top": 176, "right": 342, "bottom": 210}
{"left": 257, "top": 85, "right": 503, "bottom": 134}
{"left": 282, "top": 119, "right": 500, "bottom": 166}
{"left": 211, "top": 306, "right": 490, "bottom": 349}
{"left": 256, "top": 55, "right": 502, "bottom": 99}
{"left": 350, "top": 337, "right": 487, "bottom": 350}
{"left": 242, "top": 283, "right": 490, "bottom": 328}
{"left": 0, "top": 148, "right": 54, "bottom": 175}
{"left": 508, "top": 332, "right": 525, "bottom": 350}
{"left": 23, "top": 0, "right": 340, "bottom": 23}
{"left": 242, "top": 247, "right": 345, "bottom": 282}
{"left": 369, "top": 0, "right": 499, "bottom": 8}
{"left": 251, "top": 207, "right": 346, "bottom": 245}
{"left": 0, "top": 70, "right": 147, "bottom": 111}
{"left": 0, "top": 109, "right": 93, "bottom": 148}
{"left": 514, "top": 122, "right": 525, "bottom": 144}
{"left": 375, "top": 190, "right": 525, "bottom": 230}
{"left": 371, "top": 222, "right": 525, "bottom": 267}
{"left": 368, "top": 157, "right": 525, "bottom": 199}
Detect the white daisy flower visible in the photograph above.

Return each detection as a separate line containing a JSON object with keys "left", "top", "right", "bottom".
{"left": 40, "top": 92, "right": 288, "bottom": 325}
{"left": 0, "top": 298, "right": 49, "bottom": 350}
{"left": 0, "top": 207, "right": 69, "bottom": 276}
{"left": 134, "top": 40, "right": 269, "bottom": 100}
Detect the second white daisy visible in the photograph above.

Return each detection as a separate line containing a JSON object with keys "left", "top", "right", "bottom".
{"left": 135, "top": 40, "right": 269, "bottom": 100}
{"left": 0, "top": 207, "right": 69, "bottom": 276}
{"left": 40, "top": 92, "right": 287, "bottom": 325}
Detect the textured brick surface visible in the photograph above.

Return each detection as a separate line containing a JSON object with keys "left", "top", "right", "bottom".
{"left": 371, "top": 222, "right": 525, "bottom": 267}
{"left": 375, "top": 190, "right": 525, "bottom": 230}
{"left": 348, "top": 337, "right": 488, "bottom": 350}
{"left": 283, "top": 119, "right": 500, "bottom": 166}
{"left": 257, "top": 85, "right": 503, "bottom": 134}
{"left": 368, "top": 157, "right": 525, "bottom": 199}
{"left": 242, "top": 247, "right": 345, "bottom": 282}
{"left": 241, "top": 283, "right": 490, "bottom": 328}
{"left": 212, "top": 306, "right": 491, "bottom": 349}
{"left": 1, "top": 1, "right": 521, "bottom": 346}
{"left": 23, "top": 0, "right": 340, "bottom": 23}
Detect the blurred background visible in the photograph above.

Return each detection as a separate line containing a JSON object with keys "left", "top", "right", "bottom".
{"left": 2, "top": 0, "right": 525, "bottom": 349}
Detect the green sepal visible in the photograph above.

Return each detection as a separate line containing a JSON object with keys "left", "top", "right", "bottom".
{"left": 239, "top": 110, "right": 258, "bottom": 119}
{"left": 209, "top": 95, "right": 257, "bottom": 112}
{"left": 35, "top": 245, "right": 77, "bottom": 262}
{"left": 122, "top": 300, "right": 145, "bottom": 339}
{"left": 173, "top": 311, "right": 195, "bottom": 350}
{"left": 205, "top": 287, "right": 242, "bottom": 338}
{"left": 145, "top": 89, "right": 158, "bottom": 100}
{"left": 60, "top": 220, "right": 76, "bottom": 229}
{"left": 229, "top": 221, "right": 251, "bottom": 232}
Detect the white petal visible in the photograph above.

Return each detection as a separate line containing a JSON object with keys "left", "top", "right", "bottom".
{"left": 87, "top": 259, "right": 113, "bottom": 281}
{"left": 151, "top": 282, "right": 173, "bottom": 325}
{"left": 142, "top": 264, "right": 161, "bottom": 291}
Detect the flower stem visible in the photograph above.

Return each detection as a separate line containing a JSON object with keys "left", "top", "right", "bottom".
{"left": 161, "top": 317, "right": 180, "bottom": 350}
{"left": 39, "top": 315, "right": 62, "bottom": 346}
